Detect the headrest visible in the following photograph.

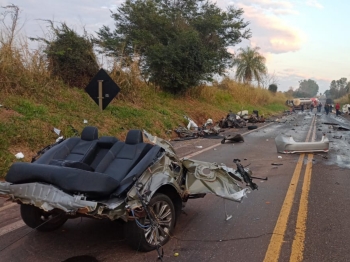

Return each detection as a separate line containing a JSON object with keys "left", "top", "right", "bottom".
{"left": 99, "top": 136, "right": 118, "bottom": 145}
{"left": 81, "top": 126, "right": 98, "bottom": 141}
{"left": 125, "top": 130, "right": 143, "bottom": 145}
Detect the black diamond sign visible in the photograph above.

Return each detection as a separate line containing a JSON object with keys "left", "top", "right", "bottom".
{"left": 85, "top": 68, "right": 120, "bottom": 110}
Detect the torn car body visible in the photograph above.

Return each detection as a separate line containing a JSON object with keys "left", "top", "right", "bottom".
{"left": 0, "top": 127, "right": 259, "bottom": 251}
{"left": 275, "top": 134, "right": 329, "bottom": 153}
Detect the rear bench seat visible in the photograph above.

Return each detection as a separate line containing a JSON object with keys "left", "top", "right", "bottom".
{"left": 5, "top": 130, "right": 156, "bottom": 198}
{"left": 35, "top": 126, "right": 100, "bottom": 166}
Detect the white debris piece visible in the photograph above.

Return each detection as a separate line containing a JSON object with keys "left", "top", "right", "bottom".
{"left": 15, "top": 152, "right": 24, "bottom": 159}
{"left": 83, "top": 119, "right": 88, "bottom": 124}
{"left": 53, "top": 127, "right": 61, "bottom": 135}
{"left": 187, "top": 119, "right": 198, "bottom": 130}
{"left": 56, "top": 136, "right": 64, "bottom": 142}
{"left": 205, "top": 118, "right": 213, "bottom": 125}
{"left": 196, "top": 146, "right": 203, "bottom": 149}
{"left": 278, "top": 156, "right": 282, "bottom": 159}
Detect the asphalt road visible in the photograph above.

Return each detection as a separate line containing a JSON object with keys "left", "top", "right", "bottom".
{"left": 0, "top": 110, "right": 349, "bottom": 262}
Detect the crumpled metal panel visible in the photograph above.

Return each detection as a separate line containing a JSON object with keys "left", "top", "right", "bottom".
{"left": 0, "top": 182, "right": 98, "bottom": 212}
{"left": 182, "top": 159, "right": 248, "bottom": 202}
{"left": 275, "top": 134, "right": 329, "bottom": 153}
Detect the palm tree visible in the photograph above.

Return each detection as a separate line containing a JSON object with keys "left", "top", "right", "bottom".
{"left": 233, "top": 46, "right": 267, "bottom": 85}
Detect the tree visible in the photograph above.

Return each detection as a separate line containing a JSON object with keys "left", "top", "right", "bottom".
{"left": 32, "top": 21, "right": 99, "bottom": 88}
{"left": 329, "top": 77, "right": 349, "bottom": 99}
{"left": 232, "top": 46, "right": 267, "bottom": 85}
{"left": 268, "top": 84, "right": 277, "bottom": 93}
{"left": 293, "top": 79, "right": 319, "bottom": 97}
{"left": 97, "top": 0, "right": 251, "bottom": 94}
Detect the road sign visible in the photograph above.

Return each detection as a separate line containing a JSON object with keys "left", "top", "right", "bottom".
{"left": 85, "top": 68, "right": 120, "bottom": 110}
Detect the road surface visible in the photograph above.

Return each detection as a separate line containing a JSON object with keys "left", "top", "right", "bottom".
{"left": 0, "top": 110, "right": 349, "bottom": 262}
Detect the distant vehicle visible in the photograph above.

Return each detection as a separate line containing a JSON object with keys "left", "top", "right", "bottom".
{"left": 342, "top": 104, "right": 350, "bottom": 114}
{"left": 286, "top": 98, "right": 318, "bottom": 109}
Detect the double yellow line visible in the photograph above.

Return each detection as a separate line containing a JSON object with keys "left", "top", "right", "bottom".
{"left": 264, "top": 115, "right": 316, "bottom": 262}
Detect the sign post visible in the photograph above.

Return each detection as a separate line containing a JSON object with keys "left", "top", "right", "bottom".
{"left": 85, "top": 69, "right": 120, "bottom": 111}
{"left": 98, "top": 80, "right": 104, "bottom": 111}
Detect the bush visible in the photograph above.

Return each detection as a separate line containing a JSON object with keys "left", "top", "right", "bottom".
{"left": 32, "top": 22, "right": 99, "bottom": 89}
{"left": 268, "top": 84, "right": 278, "bottom": 93}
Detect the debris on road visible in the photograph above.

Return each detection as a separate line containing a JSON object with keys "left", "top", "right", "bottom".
{"left": 221, "top": 133, "right": 244, "bottom": 144}
{"left": 333, "top": 135, "right": 342, "bottom": 139}
{"left": 271, "top": 163, "right": 283, "bottom": 166}
{"left": 275, "top": 134, "right": 329, "bottom": 153}
{"left": 278, "top": 156, "right": 282, "bottom": 159}
{"left": 335, "top": 126, "right": 350, "bottom": 131}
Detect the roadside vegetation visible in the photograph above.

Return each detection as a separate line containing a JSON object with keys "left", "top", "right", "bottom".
{"left": 0, "top": 3, "right": 288, "bottom": 177}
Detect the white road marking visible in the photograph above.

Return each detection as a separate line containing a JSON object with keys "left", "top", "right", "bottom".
{"left": 0, "top": 220, "right": 26, "bottom": 237}
{"left": 0, "top": 203, "right": 17, "bottom": 213}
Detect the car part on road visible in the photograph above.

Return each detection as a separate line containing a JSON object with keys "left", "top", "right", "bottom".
{"left": 221, "top": 133, "right": 244, "bottom": 144}
{"left": 275, "top": 134, "right": 329, "bottom": 153}
{"left": 0, "top": 127, "right": 262, "bottom": 252}
{"left": 248, "top": 125, "right": 258, "bottom": 130}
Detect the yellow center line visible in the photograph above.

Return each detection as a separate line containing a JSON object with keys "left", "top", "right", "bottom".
{"left": 289, "top": 115, "right": 317, "bottom": 261}
{"left": 263, "top": 153, "right": 305, "bottom": 262}
{"left": 290, "top": 153, "right": 313, "bottom": 262}
{"left": 263, "top": 115, "right": 316, "bottom": 262}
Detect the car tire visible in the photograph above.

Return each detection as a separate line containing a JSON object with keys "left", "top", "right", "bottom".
{"left": 125, "top": 193, "right": 176, "bottom": 252}
{"left": 248, "top": 125, "right": 258, "bottom": 130}
{"left": 20, "top": 204, "right": 68, "bottom": 232}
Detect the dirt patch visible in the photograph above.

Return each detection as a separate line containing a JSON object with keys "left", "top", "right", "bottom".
{"left": 0, "top": 107, "right": 22, "bottom": 121}
{"left": 8, "top": 146, "right": 36, "bottom": 163}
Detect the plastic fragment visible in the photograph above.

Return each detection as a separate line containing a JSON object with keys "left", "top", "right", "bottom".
{"left": 53, "top": 127, "right": 61, "bottom": 135}
{"left": 15, "top": 152, "right": 24, "bottom": 159}
{"left": 83, "top": 119, "right": 88, "bottom": 124}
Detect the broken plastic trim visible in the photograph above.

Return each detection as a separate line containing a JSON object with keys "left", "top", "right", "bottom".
{"left": 275, "top": 134, "right": 329, "bottom": 154}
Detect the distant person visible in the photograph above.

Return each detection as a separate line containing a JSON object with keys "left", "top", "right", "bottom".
{"left": 310, "top": 104, "right": 314, "bottom": 112}
{"left": 318, "top": 102, "right": 322, "bottom": 113}
{"left": 325, "top": 104, "right": 329, "bottom": 115}
{"left": 301, "top": 104, "right": 304, "bottom": 112}
{"left": 329, "top": 104, "right": 333, "bottom": 113}
{"left": 335, "top": 103, "right": 341, "bottom": 116}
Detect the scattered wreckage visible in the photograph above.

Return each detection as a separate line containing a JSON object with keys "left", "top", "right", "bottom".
{"left": 219, "top": 110, "right": 264, "bottom": 129}
{"left": 275, "top": 134, "right": 329, "bottom": 153}
{"left": 0, "top": 127, "right": 263, "bottom": 252}
{"left": 174, "top": 116, "right": 221, "bottom": 139}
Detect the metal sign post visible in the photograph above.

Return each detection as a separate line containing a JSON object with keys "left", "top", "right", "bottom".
{"left": 98, "top": 80, "right": 104, "bottom": 111}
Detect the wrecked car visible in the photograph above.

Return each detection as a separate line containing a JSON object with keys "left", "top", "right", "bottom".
{"left": 275, "top": 133, "right": 329, "bottom": 153}
{"left": 0, "top": 127, "right": 260, "bottom": 252}
{"left": 219, "top": 111, "right": 247, "bottom": 128}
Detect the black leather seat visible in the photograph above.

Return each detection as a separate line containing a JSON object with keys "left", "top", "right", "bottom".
{"left": 35, "top": 126, "right": 99, "bottom": 165}
{"left": 6, "top": 130, "right": 153, "bottom": 198}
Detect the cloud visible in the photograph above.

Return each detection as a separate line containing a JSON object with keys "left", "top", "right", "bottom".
{"left": 236, "top": 3, "right": 305, "bottom": 54}
{"left": 306, "top": 0, "right": 324, "bottom": 9}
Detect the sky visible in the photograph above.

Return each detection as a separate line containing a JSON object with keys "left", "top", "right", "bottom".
{"left": 1, "top": 0, "right": 349, "bottom": 93}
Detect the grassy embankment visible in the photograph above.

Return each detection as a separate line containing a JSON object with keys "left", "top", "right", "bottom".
{"left": 0, "top": 41, "right": 287, "bottom": 177}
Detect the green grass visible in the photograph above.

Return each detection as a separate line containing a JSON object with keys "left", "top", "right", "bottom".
{"left": 0, "top": 39, "right": 289, "bottom": 178}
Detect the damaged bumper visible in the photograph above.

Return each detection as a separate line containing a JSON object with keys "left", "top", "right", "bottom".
{"left": 275, "top": 134, "right": 329, "bottom": 153}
